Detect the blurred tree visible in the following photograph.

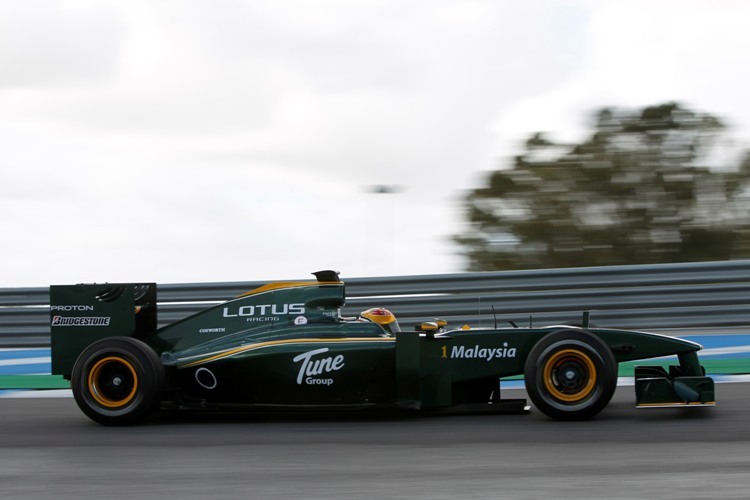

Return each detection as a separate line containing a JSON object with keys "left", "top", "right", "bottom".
{"left": 456, "top": 102, "right": 750, "bottom": 270}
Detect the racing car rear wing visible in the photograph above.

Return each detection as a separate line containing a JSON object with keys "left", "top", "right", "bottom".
{"left": 50, "top": 283, "right": 157, "bottom": 378}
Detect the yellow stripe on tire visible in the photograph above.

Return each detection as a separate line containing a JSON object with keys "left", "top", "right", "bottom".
{"left": 543, "top": 349, "right": 597, "bottom": 403}
{"left": 87, "top": 356, "right": 139, "bottom": 408}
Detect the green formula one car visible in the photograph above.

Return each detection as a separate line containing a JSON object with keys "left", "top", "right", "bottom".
{"left": 50, "top": 271, "right": 715, "bottom": 425}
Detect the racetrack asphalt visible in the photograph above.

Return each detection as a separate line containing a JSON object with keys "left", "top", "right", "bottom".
{"left": 2, "top": 383, "right": 749, "bottom": 499}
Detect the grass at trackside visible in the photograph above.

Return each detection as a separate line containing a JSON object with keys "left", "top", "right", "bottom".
{"left": 0, "top": 375, "right": 70, "bottom": 390}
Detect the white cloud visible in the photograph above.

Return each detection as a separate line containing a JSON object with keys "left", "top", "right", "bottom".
{"left": 2, "top": 0, "right": 749, "bottom": 287}
{"left": 489, "top": 1, "right": 750, "bottom": 163}
{"left": 0, "top": 1, "right": 122, "bottom": 88}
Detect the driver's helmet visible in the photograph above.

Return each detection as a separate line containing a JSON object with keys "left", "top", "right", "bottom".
{"left": 359, "top": 307, "right": 400, "bottom": 334}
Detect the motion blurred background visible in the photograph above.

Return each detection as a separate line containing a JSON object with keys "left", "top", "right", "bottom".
{"left": 2, "top": 0, "right": 749, "bottom": 286}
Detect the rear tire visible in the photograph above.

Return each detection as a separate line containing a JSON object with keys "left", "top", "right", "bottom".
{"left": 71, "top": 337, "right": 165, "bottom": 426}
{"left": 524, "top": 330, "right": 617, "bottom": 421}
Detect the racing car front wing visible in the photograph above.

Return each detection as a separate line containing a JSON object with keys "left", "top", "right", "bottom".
{"left": 634, "top": 352, "right": 715, "bottom": 408}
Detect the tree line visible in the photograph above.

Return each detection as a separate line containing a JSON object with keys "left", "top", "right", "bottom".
{"left": 455, "top": 103, "right": 750, "bottom": 271}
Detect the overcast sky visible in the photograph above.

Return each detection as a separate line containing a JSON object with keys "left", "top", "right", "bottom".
{"left": 2, "top": 0, "right": 749, "bottom": 287}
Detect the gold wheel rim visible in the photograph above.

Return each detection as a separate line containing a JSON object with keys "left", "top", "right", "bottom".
{"left": 543, "top": 349, "right": 596, "bottom": 402}
{"left": 87, "top": 356, "right": 139, "bottom": 408}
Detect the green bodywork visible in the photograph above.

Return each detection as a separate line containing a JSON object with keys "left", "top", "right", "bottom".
{"left": 50, "top": 275, "right": 715, "bottom": 412}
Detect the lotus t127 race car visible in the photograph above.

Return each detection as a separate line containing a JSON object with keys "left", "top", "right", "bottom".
{"left": 50, "top": 271, "right": 715, "bottom": 425}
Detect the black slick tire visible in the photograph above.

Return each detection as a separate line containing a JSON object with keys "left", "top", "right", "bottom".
{"left": 71, "top": 337, "right": 165, "bottom": 426}
{"left": 524, "top": 329, "right": 617, "bottom": 421}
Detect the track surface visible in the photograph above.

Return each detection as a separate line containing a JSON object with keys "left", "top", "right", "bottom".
{"left": 2, "top": 384, "right": 749, "bottom": 500}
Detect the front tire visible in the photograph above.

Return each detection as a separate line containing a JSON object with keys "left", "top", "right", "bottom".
{"left": 524, "top": 330, "right": 617, "bottom": 421}
{"left": 71, "top": 337, "right": 165, "bottom": 426}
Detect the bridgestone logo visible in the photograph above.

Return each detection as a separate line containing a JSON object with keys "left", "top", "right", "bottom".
{"left": 51, "top": 316, "right": 111, "bottom": 327}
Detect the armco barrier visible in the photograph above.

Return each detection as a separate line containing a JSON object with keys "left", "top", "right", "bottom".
{"left": 1, "top": 260, "right": 749, "bottom": 347}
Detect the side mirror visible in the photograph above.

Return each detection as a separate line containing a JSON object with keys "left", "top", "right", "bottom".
{"left": 415, "top": 321, "right": 439, "bottom": 332}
